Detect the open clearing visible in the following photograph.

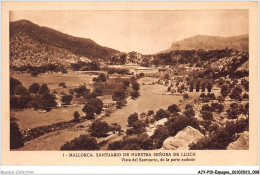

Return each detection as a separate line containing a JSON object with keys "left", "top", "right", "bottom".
{"left": 103, "top": 77, "right": 183, "bottom": 129}
{"left": 10, "top": 71, "right": 95, "bottom": 90}
{"left": 13, "top": 105, "right": 85, "bottom": 130}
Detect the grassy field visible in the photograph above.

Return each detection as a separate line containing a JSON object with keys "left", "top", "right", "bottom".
{"left": 13, "top": 105, "right": 85, "bottom": 130}
{"left": 10, "top": 71, "right": 95, "bottom": 90}
{"left": 103, "top": 77, "right": 183, "bottom": 129}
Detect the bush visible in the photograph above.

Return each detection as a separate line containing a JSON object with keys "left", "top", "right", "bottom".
{"left": 165, "top": 116, "right": 200, "bottom": 136}
{"left": 116, "top": 100, "right": 127, "bottom": 109}
{"left": 201, "top": 104, "right": 213, "bottom": 112}
{"left": 200, "top": 93, "right": 206, "bottom": 98}
{"left": 110, "top": 123, "right": 121, "bottom": 134}
{"left": 183, "top": 108, "right": 195, "bottom": 117}
{"left": 155, "top": 109, "right": 170, "bottom": 120}
{"left": 59, "top": 82, "right": 66, "bottom": 88}
{"left": 126, "top": 120, "right": 147, "bottom": 135}
{"left": 128, "top": 113, "right": 138, "bottom": 126}
{"left": 132, "top": 81, "right": 140, "bottom": 91}
{"left": 221, "top": 84, "right": 230, "bottom": 97}
{"left": 147, "top": 110, "right": 154, "bottom": 116}
{"left": 167, "top": 104, "right": 180, "bottom": 114}
{"left": 89, "top": 120, "right": 110, "bottom": 138}
{"left": 39, "top": 84, "right": 50, "bottom": 94}
{"left": 151, "top": 125, "right": 169, "bottom": 149}
{"left": 74, "top": 85, "right": 90, "bottom": 97}
{"left": 61, "top": 94, "right": 73, "bottom": 105}
{"left": 112, "top": 89, "right": 126, "bottom": 101}
{"left": 73, "top": 111, "right": 80, "bottom": 122}
{"left": 201, "top": 111, "right": 213, "bottom": 120}
{"left": 211, "top": 103, "right": 224, "bottom": 113}
{"left": 183, "top": 93, "right": 189, "bottom": 99}
{"left": 207, "top": 93, "right": 216, "bottom": 100}
{"left": 108, "top": 140, "right": 124, "bottom": 150}
{"left": 60, "top": 134, "right": 99, "bottom": 150}
{"left": 82, "top": 98, "right": 103, "bottom": 118}
{"left": 93, "top": 73, "right": 107, "bottom": 82}
{"left": 130, "top": 90, "right": 140, "bottom": 99}
{"left": 10, "top": 121, "right": 24, "bottom": 149}
{"left": 29, "top": 83, "right": 40, "bottom": 94}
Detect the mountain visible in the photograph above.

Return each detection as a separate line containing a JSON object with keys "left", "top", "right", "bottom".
{"left": 10, "top": 20, "right": 119, "bottom": 66}
{"left": 160, "top": 34, "right": 249, "bottom": 53}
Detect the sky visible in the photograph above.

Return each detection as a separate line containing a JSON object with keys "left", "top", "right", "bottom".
{"left": 10, "top": 10, "right": 248, "bottom": 54}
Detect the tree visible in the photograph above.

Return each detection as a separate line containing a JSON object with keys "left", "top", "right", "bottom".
{"left": 40, "top": 93, "right": 57, "bottom": 111}
{"left": 82, "top": 98, "right": 103, "bottom": 119}
{"left": 132, "top": 81, "right": 140, "bottom": 91}
{"left": 165, "top": 116, "right": 200, "bottom": 136}
{"left": 29, "top": 83, "right": 40, "bottom": 94}
{"left": 167, "top": 104, "right": 180, "bottom": 114}
{"left": 201, "top": 111, "right": 213, "bottom": 120}
{"left": 59, "top": 82, "right": 67, "bottom": 88}
{"left": 39, "top": 84, "right": 50, "bottom": 94}
{"left": 74, "top": 85, "right": 90, "bottom": 97}
{"left": 128, "top": 113, "right": 139, "bottom": 126}
{"left": 93, "top": 73, "right": 107, "bottom": 82}
{"left": 189, "top": 82, "right": 194, "bottom": 92}
{"left": 61, "top": 94, "right": 73, "bottom": 105}
{"left": 89, "top": 120, "right": 110, "bottom": 137}
{"left": 110, "top": 123, "right": 122, "bottom": 134}
{"left": 60, "top": 134, "right": 99, "bottom": 150}
{"left": 183, "top": 93, "right": 189, "bottom": 99}
{"left": 196, "top": 81, "right": 200, "bottom": 92}
{"left": 202, "top": 104, "right": 213, "bottom": 112}
{"left": 201, "top": 82, "right": 206, "bottom": 92}
{"left": 10, "top": 77, "right": 22, "bottom": 95}
{"left": 207, "top": 82, "right": 213, "bottom": 92}
{"left": 221, "top": 84, "right": 230, "bottom": 97}
{"left": 123, "top": 80, "right": 130, "bottom": 89}
{"left": 112, "top": 89, "right": 126, "bottom": 101}
{"left": 155, "top": 109, "right": 170, "bottom": 120}
{"left": 151, "top": 125, "right": 169, "bottom": 149}
{"left": 116, "top": 100, "right": 127, "bottom": 109}
{"left": 229, "top": 87, "right": 242, "bottom": 100}
{"left": 147, "top": 110, "right": 154, "bottom": 116}
{"left": 93, "top": 88, "right": 103, "bottom": 96}
{"left": 10, "top": 121, "right": 24, "bottom": 149}
{"left": 73, "top": 111, "right": 80, "bottom": 122}
{"left": 130, "top": 90, "right": 140, "bottom": 99}
{"left": 183, "top": 108, "right": 195, "bottom": 117}
{"left": 127, "top": 120, "right": 147, "bottom": 135}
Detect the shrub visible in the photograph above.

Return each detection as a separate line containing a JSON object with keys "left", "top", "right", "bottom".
{"left": 61, "top": 94, "right": 73, "bottom": 105}
{"left": 183, "top": 108, "right": 195, "bottom": 117}
{"left": 110, "top": 123, "right": 121, "bottom": 134}
{"left": 130, "top": 90, "right": 140, "bottom": 99}
{"left": 74, "top": 85, "right": 90, "bottom": 97}
{"left": 165, "top": 116, "right": 200, "bottom": 136}
{"left": 89, "top": 120, "right": 110, "bottom": 138}
{"left": 201, "top": 104, "right": 213, "bottom": 112}
{"left": 59, "top": 82, "right": 66, "bottom": 88}
{"left": 201, "top": 111, "right": 213, "bottom": 120}
{"left": 183, "top": 93, "right": 189, "bottom": 99}
{"left": 221, "top": 84, "right": 230, "bottom": 97}
{"left": 116, "top": 100, "right": 127, "bottom": 109}
{"left": 200, "top": 93, "right": 206, "bottom": 98}
{"left": 155, "top": 109, "right": 170, "bottom": 120}
{"left": 147, "top": 110, "right": 154, "bottom": 116}
{"left": 128, "top": 113, "right": 138, "bottom": 126}
{"left": 39, "top": 84, "right": 50, "bottom": 94}
{"left": 132, "top": 81, "right": 140, "bottom": 91}
{"left": 167, "top": 104, "right": 180, "bottom": 114}
{"left": 127, "top": 120, "right": 147, "bottom": 135}
{"left": 82, "top": 98, "right": 103, "bottom": 117}
{"left": 151, "top": 125, "right": 169, "bottom": 149}
{"left": 10, "top": 121, "right": 24, "bottom": 149}
{"left": 60, "top": 134, "right": 99, "bottom": 150}
{"left": 29, "top": 83, "right": 40, "bottom": 94}
{"left": 112, "top": 89, "right": 126, "bottom": 101}
{"left": 108, "top": 141, "right": 124, "bottom": 150}
{"left": 73, "top": 111, "right": 80, "bottom": 122}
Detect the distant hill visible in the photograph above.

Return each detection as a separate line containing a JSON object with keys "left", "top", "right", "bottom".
{"left": 160, "top": 34, "right": 249, "bottom": 53}
{"left": 10, "top": 20, "right": 119, "bottom": 66}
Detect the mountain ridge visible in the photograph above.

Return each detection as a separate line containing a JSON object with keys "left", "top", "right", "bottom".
{"left": 160, "top": 34, "right": 249, "bottom": 53}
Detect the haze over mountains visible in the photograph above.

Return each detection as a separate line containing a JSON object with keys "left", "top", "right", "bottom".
{"left": 10, "top": 19, "right": 249, "bottom": 67}
{"left": 160, "top": 34, "right": 249, "bottom": 53}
